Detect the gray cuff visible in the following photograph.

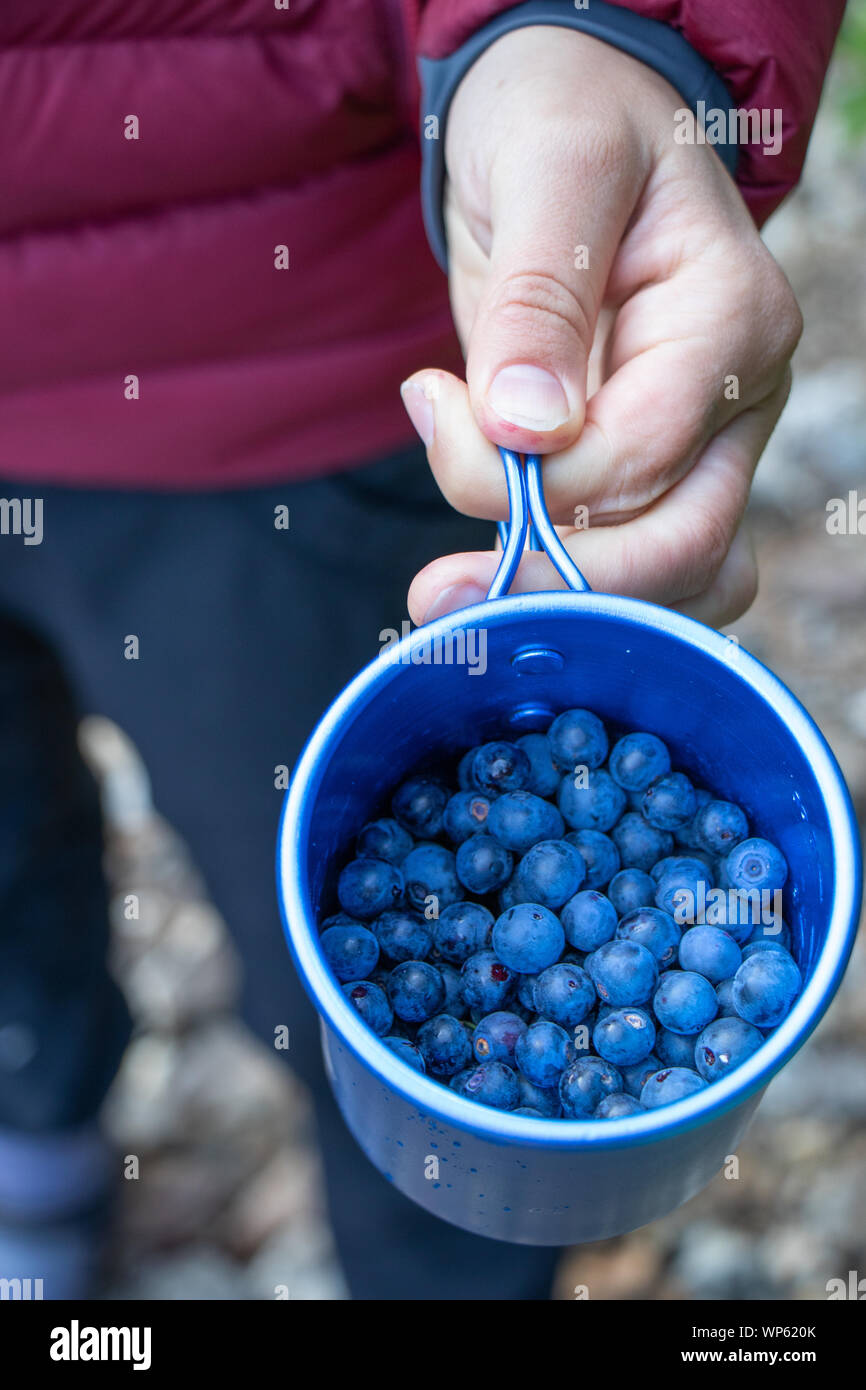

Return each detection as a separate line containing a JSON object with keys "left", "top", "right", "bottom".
{"left": 419, "top": 0, "right": 738, "bottom": 270}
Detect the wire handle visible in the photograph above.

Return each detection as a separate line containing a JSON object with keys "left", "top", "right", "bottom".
{"left": 487, "top": 449, "right": 591, "bottom": 599}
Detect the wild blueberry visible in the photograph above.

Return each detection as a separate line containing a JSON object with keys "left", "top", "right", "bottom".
{"left": 607, "top": 868, "right": 656, "bottom": 917}
{"left": 674, "top": 787, "right": 714, "bottom": 849}
{"left": 472, "top": 1010, "right": 527, "bottom": 1065}
{"left": 437, "top": 961, "right": 466, "bottom": 1017}
{"left": 565, "top": 829, "right": 621, "bottom": 890}
{"left": 433, "top": 901, "right": 494, "bottom": 964}
{"left": 724, "top": 837, "right": 788, "bottom": 894}
{"left": 518, "top": 1075, "right": 562, "bottom": 1117}
{"left": 356, "top": 817, "right": 414, "bottom": 864}
{"left": 621, "top": 1052, "right": 662, "bottom": 1098}
{"left": 678, "top": 925, "right": 742, "bottom": 983}
{"left": 640, "top": 772, "right": 697, "bottom": 832}
{"left": 337, "top": 857, "right": 404, "bottom": 919}
{"left": 455, "top": 834, "right": 513, "bottom": 895}
{"left": 373, "top": 909, "right": 433, "bottom": 963}
{"left": 457, "top": 749, "right": 478, "bottom": 791}
{"left": 593, "top": 1007, "right": 656, "bottom": 1067}
{"left": 608, "top": 732, "right": 670, "bottom": 792}
{"left": 383, "top": 1036, "right": 426, "bottom": 1072}
{"left": 611, "top": 812, "right": 674, "bottom": 872}
{"left": 517, "top": 972, "right": 540, "bottom": 1011}
{"left": 616, "top": 906, "right": 681, "bottom": 968}
{"left": 460, "top": 950, "right": 516, "bottom": 1013}
{"left": 532, "top": 963, "right": 595, "bottom": 1028}
{"left": 732, "top": 951, "right": 801, "bottom": 1027}
{"left": 391, "top": 777, "right": 449, "bottom": 838}
{"left": 513, "top": 839, "right": 586, "bottom": 909}
{"left": 492, "top": 903, "right": 565, "bottom": 973}
{"left": 515, "top": 1020, "right": 575, "bottom": 1088}
{"left": 654, "top": 862, "right": 713, "bottom": 922}
{"left": 320, "top": 923, "right": 380, "bottom": 982}
{"left": 401, "top": 843, "right": 463, "bottom": 914}
{"left": 342, "top": 980, "right": 393, "bottom": 1035}
{"left": 471, "top": 741, "right": 532, "bottom": 795}
{"left": 417, "top": 1014, "right": 474, "bottom": 1077}
{"left": 443, "top": 790, "right": 492, "bottom": 843}
{"left": 653, "top": 970, "right": 718, "bottom": 1034}
{"left": 560, "top": 889, "right": 617, "bottom": 951}
{"left": 455, "top": 1060, "right": 520, "bottom": 1110}
{"left": 516, "top": 732, "right": 561, "bottom": 797}
{"left": 640, "top": 1067, "right": 706, "bottom": 1109}
{"left": 595, "top": 1093, "right": 646, "bottom": 1118}
{"left": 587, "top": 940, "right": 659, "bottom": 1006}
{"left": 319, "top": 911, "right": 364, "bottom": 934}
{"left": 558, "top": 768, "right": 627, "bottom": 832}
{"left": 547, "top": 708, "right": 609, "bottom": 773}
{"left": 741, "top": 940, "right": 793, "bottom": 960}
{"left": 387, "top": 960, "right": 446, "bottom": 1023}
{"left": 694, "top": 1016, "right": 764, "bottom": 1082}
{"left": 693, "top": 800, "right": 749, "bottom": 856}
{"left": 715, "top": 977, "right": 737, "bottom": 1017}
{"left": 486, "top": 790, "right": 564, "bottom": 854}
{"left": 559, "top": 1056, "right": 623, "bottom": 1117}
{"left": 655, "top": 1027, "right": 700, "bottom": 1068}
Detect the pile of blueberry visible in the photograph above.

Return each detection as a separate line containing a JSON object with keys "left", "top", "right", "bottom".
{"left": 318, "top": 710, "right": 802, "bottom": 1119}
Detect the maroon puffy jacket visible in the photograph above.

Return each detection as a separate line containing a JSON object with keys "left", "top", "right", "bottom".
{"left": 0, "top": 1, "right": 844, "bottom": 489}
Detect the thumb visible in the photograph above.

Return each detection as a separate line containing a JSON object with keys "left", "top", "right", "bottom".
{"left": 461, "top": 135, "right": 638, "bottom": 455}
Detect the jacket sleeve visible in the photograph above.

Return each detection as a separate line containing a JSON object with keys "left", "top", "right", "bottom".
{"left": 406, "top": 0, "right": 846, "bottom": 267}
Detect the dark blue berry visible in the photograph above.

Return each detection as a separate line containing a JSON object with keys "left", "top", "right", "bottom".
{"left": 492, "top": 903, "right": 565, "bottom": 973}
{"left": 386, "top": 960, "right": 446, "bottom": 1022}
{"left": 595, "top": 1093, "right": 646, "bottom": 1118}
{"left": 391, "top": 777, "right": 449, "bottom": 838}
{"left": 558, "top": 769, "right": 626, "bottom": 832}
{"left": 320, "top": 923, "right": 380, "bottom": 982}
{"left": 433, "top": 901, "right": 494, "bottom": 964}
{"left": 437, "top": 961, "right": 466, "bottom": 1017}
{"left": 678, "top": 925, "right": 742, "bottom": 983}
{"left": 471, "top": 742, "right": 532, "bottom": 794}
{"left": 532, "top": 962, "right": 595, "bottom": 1027}
{"left": 383, "top": 1036, "right": 426, "bottom": 1071}
{"left": 472, "top": 1010, "right": 527, "bottom": 1065}
{"left": 715, "top": 977, "right": 738, "bottom": 1016}
{"left": 593, "top": 1007, "right": 656, "bottom": 1066}
{"left": 607, "top": 868, "right": 656, "bottom": 917}
{"left": 455, "top": 834, "right": 513, "bottom": 894}
{"left": 455, "top": 1060, "right": 520, "bottom": 1110}
{"left": 342, "top": 980, "right": 393, "bottom": 1035}
{"left": 693, "top": 800, "right": 749, "bottom": 856}
{"left": 621, "top": 1052, "right": 662, "bottom": 1098}
{"left": 559, "top": 1056, "right": 623, "bottom": 1117}
{"left": 460, "top": 950, "right": 516, "bottom": 1013}
{"left": 515, "top": 1020, "right": 575, "bottom": 1088}
{"left": 561, "top": 889, "right": 618, "bottom": 952}
{"left": 518, "top": 1075, "right": 562, "bottom": 1117}
{"left": 724, "top": 837, "right": 788, "bottom": 894}
{"left": 356, "top": 818, "right": 414, "bottom": 864}
{"left": 732, "top": 951, "right": 801, "bottom": 1027}
{"left": 655, "top": 1027, "right": 700, "bottom": 1068}
{"left": 565, "top": 829, "right": 621, "bottom": 890}
{"left": 547, "top": 709, "right": 609, "bottom": 773}
{"left": 515, "top": 732, "right": 561, "bottom": 796}
{"left": 337, "top": 857, "right": 404, "bottom": 919}
{"left": 640, "top": 1067, "right": 706, "bottom": 1108}
{"left": 608, "top": 732, "right": 671, "bottom": 792}
{"left": 653, "top": 970, "right": 718, "bottom": 1034}
{"left": 443, "top": 791, "right": 492, "bottom": 843}
{"left": 640, "top": 772, "right": 697, "bottom": 831}
{"left": 616, "top": 906, "right": 681, "bottom": 967}
{"left": 373, "top": 909, "right": 433, "bottom": 963}
{"left": 611, "top": 813, "right": 674, "bottom": 872}
{"left": 694, "top": 1016, "right": 764, "bottom": 1082}
{"left": 486, "top": 790, "right": 564, "bottom": 853}
{"left": 513, "top": 839, "right": 586, "bottom": 909}
{"left": 416, "top": 1014, "right": 474, "bottom": 1077}
{"left": 587, "top": 940, "right": 659, "bottom": 1006}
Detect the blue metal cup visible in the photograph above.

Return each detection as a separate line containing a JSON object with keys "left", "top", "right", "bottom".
{"left": 277, "top": 452, "right": 861, "bottom": 1245}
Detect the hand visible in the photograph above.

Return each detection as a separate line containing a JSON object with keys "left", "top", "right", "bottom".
{"left": 400, "top": 26, "right": 801, "bottom": 627}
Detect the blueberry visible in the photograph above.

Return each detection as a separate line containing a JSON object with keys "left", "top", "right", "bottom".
{"left": 517, "top": 972, "right": 540, "bottom": 1011}
{"left": 678, "top": 925, "right": 742, "bottom": 983}
{"left": 337, "top": 857, "right": 404, "bottom": 919}
{"left": 319, "top": 911, "right": 365, "bottom": 934}
{"left": 611, "top": 813, "right": 674, "bottom": 872}
{"left": 560, "top": 890, "right": 617, "bottom": 951}
{"left": 653, "top": 971, "right": 718, "bottom": 1034}
{"left": 386, "top": 960, "right": 446, "bottom": 1022}
{"left": 383, "top": 1036, "right": 426, "bottom": 1072}
{"left": 547, "top": 709, "right": 609, "bottom": 773}
{"left": 486, "top": 791, "right": 564, "bottom": 854}
{"left": 558, "top": 769, "right": 627, "bottom": 832}
{"left": 513, "top": 1106, "right": 544, "bottom": 1118}
{"left": 472, "top": 1010, "right": 527, "bottom": 1065}
{"left": 655, "top": 1027, "right": 700, "bottom": 1068}
{"left": 654, "top": 863, "right": 714, "bottom": 923}
{"left": 673, "top": 787, "right": 714, "bottom": 849}
{"left": 593, "top": 1007, "right": 656, "bottom": 1067}
{"left": 455, "top": 834, "right": 513, "bottom": 894}
{"left": 513, "top": 839, "right": 586, "bottom": 909}
{"left": 607, "top": 868, "right": 657, "bottom": 917}
{"left": 565, "top": 829, "right": 621, "bottom": 890}
{"left": 616, "top": 906, "right": 681, "bottom": 967}
{"left": 724, "top": 837, "right": 788, "bottom": 894}
{"left": 457, "top": 749, "right": 477, "bottom": 791}
{"left": 518, "top": 1075, "right": 562, "bottom": 1117}
{"left": 741, "top": 940, "right": 793, "bottom": 960}
{"left": 471, "top": 741, "right": 532, "bottom": 795}
{"left": 621, "top": 1053, "right": 662, "bottom": 1098}
{"left": 416, "top": 1013, "right": 474, "bottom": 1077}
{"left": 373, "top": 909, "right": 433, "bottom": 963}
{"left": 639, "top": 1067, "right": 706, "bottom": 1109}
{"left": 587, "top": 940, "right": 659, "bottom": 1006}
{"left": 342, "top": 980, "right": 393, "bottom": 1035}
{"left": 492, "top": 903, "right": 565, "bottom": 973}
{"left": 455, "top": 1060, "right": 520, "bottom": 1110}
{"left": 320, "top": 923, "right": 380, "bottom": 982}
{"left": 516, "top": 733, "right": 561, "bottom": 796}
{"left": 715, "top": 978, "right": 738, "bottom": 1017}
{"left": 532, "top": 963, "right": 595, "bottom": 1028}
{"left": 732, "top": 951, "right": 801, "bottom": 1028}
{"left": 391, "top": 777, "right": 449, "bottom": 838}
{"left": 355, "top": 817, "right": 414, "bottom": 864}
{"left": 640, "top": 772, "right": 697, "bottom": 832}
{"left": 747, "top": 919, "right": 792, "bottom": 951}
{"left": 460, "top": 950, "right": 516, "bottom": 1013}
{"left": 559, "top": 1056, "right": 623, "bottom": 1117}
{"left": 443, "top": 790, "right": 492, "bottom": 843}
{"left": 437, "top": 961, "right": 466, "bottom": 1017}
{"left": 694, "top": 1016, "right": 764, "bottom": 1082}
{"left": 401, "top": 843, "right": 463, "bottom": 913}
{"left": 515, "top": 1020, "right": 575, "bottom": 1088}
{"left": 595, "top": 1093, "right": 646, "bottom": 1118}
{"left": 693, "top": 800, "right": 749, "bottom": 856}
{"left": 608, "top": 732, "right": 671, "bottom": 792}
{"left": 433, "top": 901, "right": 494, "bottom": 964}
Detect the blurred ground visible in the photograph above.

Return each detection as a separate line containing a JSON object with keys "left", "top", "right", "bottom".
{"left": 83, "top": 69, "right": 865, "bottom": 1301}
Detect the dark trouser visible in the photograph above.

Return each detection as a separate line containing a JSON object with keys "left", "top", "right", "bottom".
{"left": 0, "top": 446, "right": 560, "bottom": 1299}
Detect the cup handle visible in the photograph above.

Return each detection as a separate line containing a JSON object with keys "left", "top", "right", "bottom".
{"left": 488, "top": 449, "right": 592, "bottom": 599}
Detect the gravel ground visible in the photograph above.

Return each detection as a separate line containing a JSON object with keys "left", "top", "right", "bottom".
{"left": 84, "top": 79, "right": 865, "bottom": 1302}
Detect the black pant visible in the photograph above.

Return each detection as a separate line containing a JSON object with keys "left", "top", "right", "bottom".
{"left": 0, "top": 446, "right": 560, "bottom": 1299}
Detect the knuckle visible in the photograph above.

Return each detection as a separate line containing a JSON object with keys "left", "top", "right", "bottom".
{"left": 490, "top": 269, "right": 593, "bottom": 348}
